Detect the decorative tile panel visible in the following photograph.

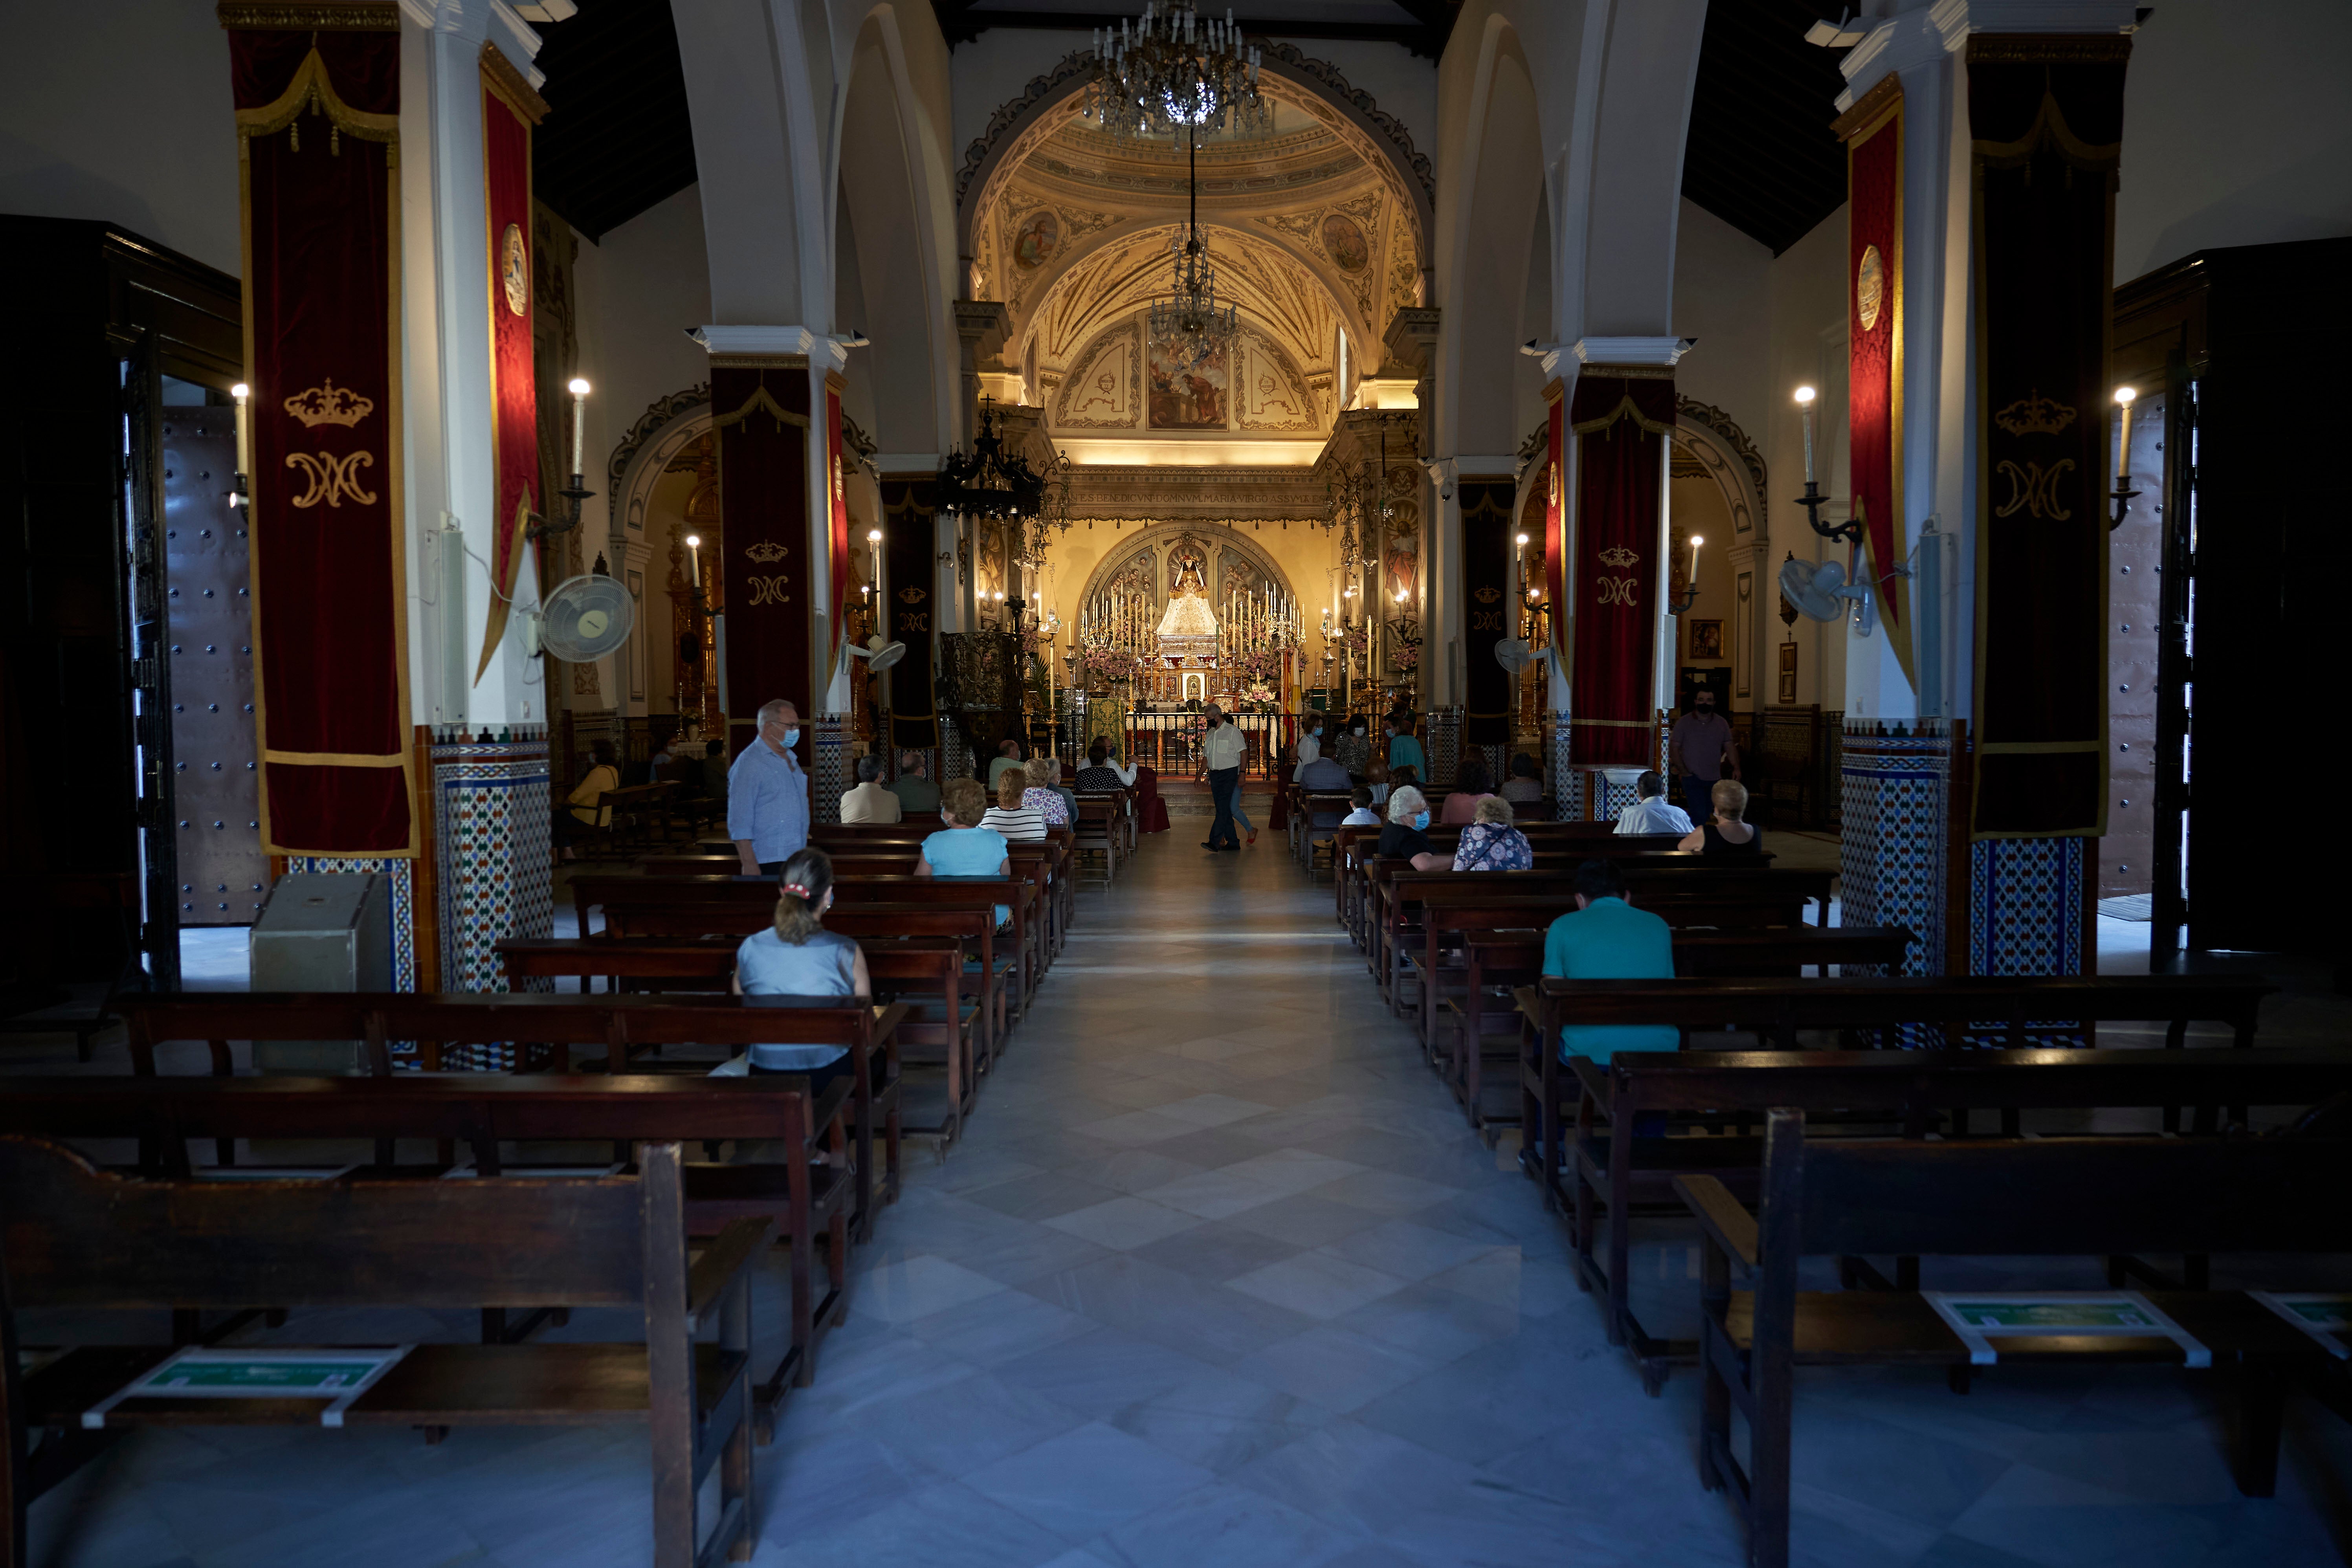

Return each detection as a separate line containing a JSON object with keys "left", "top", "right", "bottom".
{"left": 1550, "top": 709, "right": 1580, "bottom": 820}
{"left": 429, "top": 739, "right": 554, "bottom": 1071}
{"left": 1840, "top": 721, "right": 1951, "bottom": 1047}
{"left": 812, "top": 712, "right": 848, "bottom": 825}
{"left": 1425, "top": 704, "right": 1461, "bottom": 788}
{"left": 1969, "top": 836, "right": 2091, "bottom": 1045}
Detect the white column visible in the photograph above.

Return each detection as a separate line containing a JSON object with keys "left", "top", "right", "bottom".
{"left": 396, "top": 0, "right": 545, "bottom": 730}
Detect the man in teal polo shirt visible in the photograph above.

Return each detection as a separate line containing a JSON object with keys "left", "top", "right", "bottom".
{"left": 1541, "top": 859, "right": 1679, "bottom": 1062}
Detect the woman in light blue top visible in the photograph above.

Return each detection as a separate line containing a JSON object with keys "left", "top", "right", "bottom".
{"left": 731, "top": 845, "right": 871, "bottom": 1091}
{"left": 919, "top": 776, "right": 1012, "bottom": 928}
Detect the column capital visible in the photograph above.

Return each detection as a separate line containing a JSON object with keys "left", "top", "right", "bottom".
{"left": 398, "top": 0, "right": 543, "bottom": 66}
{"left": 691, "top": 325, "right": 849, "bottom": 371}
{"left": 1381, "top": 306, "right": 1442, "bottom": 368}
{"left": 951, "top": 299, "right": 1011, "bottom": 361}
{"left": 1837, "top": 0, "right": 2141, "bottom": 108}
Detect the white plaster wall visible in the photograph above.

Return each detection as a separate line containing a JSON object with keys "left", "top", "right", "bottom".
{"left": 949, "top": 28, "right": 1090, "bottom": 170}
{"left": 1670, "top": 199, "right": 1771, "bottom": 437}
{"left": 2115, "top": 0, "right": 2352, "bottom": 282}
{"left": 1762, "top": 204, "right": 1850, "bottom": 713}
{"left": 0, "top": 0, "right": 240, "bottom": 272}
{"left": 570, "top": 183, "right": 716, "bottom": 543}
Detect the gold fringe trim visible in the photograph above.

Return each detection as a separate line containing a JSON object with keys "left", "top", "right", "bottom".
{"left": 712, "top": 383, "right": 812, "bottom": 432}
{"left": 234, "top": 46, "right": 398, "bottom": 143}
{"left": 1570, "top": 394, "right": 1673, "bottom": 438}
{"left": 481, "top": 40, "right": 552, "bottom": 126}
{"left": 1972, "top": 90, "right": 2122, "bottom": 173}
{"left": 263, "top": 749, "right": 408, "bottom": 767}
{"left": 218, "top": 1, "right": 397, "bottom": 29}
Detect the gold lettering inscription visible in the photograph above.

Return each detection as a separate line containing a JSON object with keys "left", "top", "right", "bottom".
{"left": 283, "top": 450, "right": 378, "bottom": 509}
{"left": 1994, "top": 458, "right": 2076, "bottom": 521}
{"left": 744, "top": 575, "right": 792, "bottom": 606}
{"left": 1594, "top": 576, "right": 1640, "bottom": 607}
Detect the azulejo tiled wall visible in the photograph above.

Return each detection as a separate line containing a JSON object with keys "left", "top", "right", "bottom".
{"left": 1839, "top": 722, "right": 1951, "bottom": 977}
{"left": 1550, "top": 709, "right": 1579, "bottom": 820}
{"left": 812, "top": 713, "right": 848, "bottom": 825}
{"left": 1425, "top": 704, "right": 1462, "bottom": 789}
{"left": 431, "top": 740, "right": 552, "bottom": 1069}
{"left": 281, "top": 854, "right": 419, "bottom": 1066}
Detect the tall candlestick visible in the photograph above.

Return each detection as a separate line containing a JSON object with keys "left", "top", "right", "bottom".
{"left": 2113, "top": 385, "right": 2136, "bottom": 482}
{"left": 1794, "top": 385, "right": 1817, "bottom": 484}
{"left": 685, "top": 534, "right": 701, "bottom": 588}
{"left": 567, "top": 377, "right": 591, "bottom": 477}
{"left": 230, "top": 383, "right": 251, "bottom": 491}
{"left": 1688, "top": 535, "right": 1703, "bottom": 594}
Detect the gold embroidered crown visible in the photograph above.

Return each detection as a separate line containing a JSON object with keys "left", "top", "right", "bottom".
{"left": 281, "top": 379, "right": 376, "bottom": 429}
{"left": 1473, "top": 585, "right": 1501, "bottom": 604}
{"left": 897, "top": 584, "right": 928, "bottom": 604}
{"left": 743, "top": 541, "right": 789, "bottom": 563}
{"left": 1992, "top": 389, "right": 2077, "bottom": 438}
{"left": 1597, "top": 545, "right": 1640, "bottom": 568}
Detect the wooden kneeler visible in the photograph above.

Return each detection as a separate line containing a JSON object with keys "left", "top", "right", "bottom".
{"left": 0, "top": 1136, "right": 765, "bottom": 1568}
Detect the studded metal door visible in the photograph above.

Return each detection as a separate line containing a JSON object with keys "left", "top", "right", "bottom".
{"left": 161, "top": 405, "right": 266, "bottom": 924}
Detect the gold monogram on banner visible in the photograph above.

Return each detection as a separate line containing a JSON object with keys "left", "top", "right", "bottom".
{"left": 281, "top": 379, "right": 379, "bottom": 509}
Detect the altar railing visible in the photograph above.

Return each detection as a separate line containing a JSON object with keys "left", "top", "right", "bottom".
{"left": 1051, "top": 707, "right": 1310, "bottom": 782}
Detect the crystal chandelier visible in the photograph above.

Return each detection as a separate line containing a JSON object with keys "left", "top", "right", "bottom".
{"left": 1084, "top": 2, "right": 1268, "bottom": 146}
{"left": 1147, "top": 127, "right": 1237, "bottom": 356}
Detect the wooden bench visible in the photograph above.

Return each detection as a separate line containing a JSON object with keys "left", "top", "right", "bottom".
{"left": 1071, "top": 796, "right": 1120, "bottom": 886}
{"left": 1433, "top": 924, "right": 1915, "bottom": 1133}
{"left": 500, "top": 935, "right": 978, "bottom": 1147}
{"left": 116, "top": 992, "right": 907, "bottom": 1244}
{"left": 0, "top": 1135, "right": 762, "bottom": 1568}
{"left": 1508, "top": 974, "right": 2280, "bottom": 1373}
{"left": 590, "top": 779, "right": 682, "bottom": 854}
{"left": 1681, "top": 1109, "right": 2352, "bottom": 1567}
{"left": 0, "top": 1071, "right": 869, "bottom": 1410}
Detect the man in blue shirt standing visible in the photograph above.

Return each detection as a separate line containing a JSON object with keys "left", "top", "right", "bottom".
{"left": 729, "top": 698, "right": 809, "bottom": 876}
{"left": 1541, "top": 859, "right": 1679, "bottom": 1063}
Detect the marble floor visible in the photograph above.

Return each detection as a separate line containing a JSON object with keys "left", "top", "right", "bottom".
{"left": 21, "top": 836, "right": 2352, "bottom": 1567}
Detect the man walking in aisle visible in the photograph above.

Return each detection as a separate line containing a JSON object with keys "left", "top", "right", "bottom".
{"left": 1201, "top": 703, "right": 1247, "bottom": 851}
{"left": 730, "top": 698, "right": 809, "bottom": 876}
{"left": 1667, "top": 689, "right": 1739, "bottom": 826}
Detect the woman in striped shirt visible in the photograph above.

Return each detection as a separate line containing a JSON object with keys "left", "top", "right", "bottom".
{"left": 980, "top": 771, "right": 1048, "bottom": 841}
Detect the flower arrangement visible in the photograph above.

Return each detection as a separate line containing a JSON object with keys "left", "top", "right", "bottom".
{"left": 1242, "top": 684, "right": 1278, "bottom": 713}
{"left": 1390, "top": 643, "right": 1421, "bottom": 671}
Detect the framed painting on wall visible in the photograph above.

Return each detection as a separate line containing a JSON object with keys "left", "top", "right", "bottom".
{"left": 1688, "top": 618, "right": 1723, "bottom": 660}
{"left": 1778, "top": 641, "right": 1798, "bottom": 705}
{"left": 1147, "top": 338, "right": 1227, "bottom": 429}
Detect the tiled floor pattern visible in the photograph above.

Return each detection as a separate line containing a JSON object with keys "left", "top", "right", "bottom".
{"left": 20, "top": 842, "right": 2352, "bottom": 1567}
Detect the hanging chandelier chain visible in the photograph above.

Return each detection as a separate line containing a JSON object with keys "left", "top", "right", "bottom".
{"left": 1084, "top": 1, "right": 1268, "bottom": 147}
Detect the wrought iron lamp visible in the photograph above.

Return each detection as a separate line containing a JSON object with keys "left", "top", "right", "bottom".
{"left": 1790, "top": 383, "right": 1861, "bottom": 547}
{"left": 937, "top": 396, "right": 1046, "bottom": 522}
{"left": 2108, "top": 385, "right": 2141, "bottom": 533}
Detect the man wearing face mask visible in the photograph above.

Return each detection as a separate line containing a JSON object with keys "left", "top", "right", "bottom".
{"left": 1201, "top": 702, "right": 1247, "bottom": 851}
{"left": 1668, "top": 688, "right": 1740, "bottom": 827}
{"left": 730, "top": 698, "right": 811, "bottom": 876}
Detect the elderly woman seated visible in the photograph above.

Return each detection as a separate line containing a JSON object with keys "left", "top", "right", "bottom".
{"left": 1377, "top": 785, "right": 1451, "bottom": 873}
{"left": 1451, "top": 794, "right": 1535, "bottom": 871}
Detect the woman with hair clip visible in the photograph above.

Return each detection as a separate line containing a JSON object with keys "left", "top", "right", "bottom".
{"left": 727, "top": 845, "right": 872, "bottom": 1090}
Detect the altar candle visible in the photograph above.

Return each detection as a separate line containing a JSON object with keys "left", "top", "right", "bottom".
{"left": 230, "top": 383, "right": 250, "bottom": 485}
{"left": 567, "top": 377, "right": 591, "bottom": 478}
{"left": 1689, "top": 535, "right": 1703, "bottom": 589}
{"left": 685, "top": 534, "right": 701, "bottom": 588}
{"left": 2113, "top": 385, "right": 2136, "bottom": 482}
{"left": 1794, "top": 385, "right": 1816, "bottom": 484}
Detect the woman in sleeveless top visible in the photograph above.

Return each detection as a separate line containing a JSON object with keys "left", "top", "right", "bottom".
{"left": 1680, "top": 778, "right": 1763, "bottom": 855}
{"left": 730, "top": 845, "right": 871, "bottom": 1092}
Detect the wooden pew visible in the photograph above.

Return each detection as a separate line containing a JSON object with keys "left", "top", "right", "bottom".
{"left": 1505, "top": 973, "right": 2279, "bottom": 1372}
{"left": 1071, "top": 796, "right": 1120, "bottom": 886}
{"left": 0, "top": 1135, "right": 762, "bottom": 1568}
{"left": 500, "top": 935, "right": 978, "bottom": 1146}
{"left": 575, "top": 873, "right": 1044, "bottom": 1016}
{"left": 1433, "top": 924, "right": 1915, "bottom": 1132}
{"left": 1681, "top": 1109, "right": 2352, "bottom": 1567}
{"left": 1372, "top": 866, "right": 1832, "bottom": 1014}
{"left": 0, "top": 1071, "right": 868, "bottom": 1409}
{"left": 116, "top": 992, "right": 907, "bottom": 1245}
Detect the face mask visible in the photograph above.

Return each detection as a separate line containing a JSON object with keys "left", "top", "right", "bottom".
{"left": 942, "top": 811, "right": 955, "bottom": 827}
{"left": 782, "top": 726, "right": 801, "bottom": 747}
{"left": 1413, "top": 811, "right": 1430, "bottom": 831}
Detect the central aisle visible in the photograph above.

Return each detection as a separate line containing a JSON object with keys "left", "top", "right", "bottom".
{"left": 758, "top": 833, "right": 1746, "bottom": 1567}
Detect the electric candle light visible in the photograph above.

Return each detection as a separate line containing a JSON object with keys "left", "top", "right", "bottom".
{"left": 1794, "top": 385, "right": 1817, "bottom": 484}
{"left": 567, "top": 378, "right": 591, "bottom": 477}
{"left": 684, "top": 534, "right": 701, "bottom": 588}
{"left": 230, "top": 383, "right": 251, "bottom": 492}
{"left": 2113, "top": 386, "right": 2137, "bottom": 482}
{"left": 1690, "top": 534, "right": 1703, "bottom": 583}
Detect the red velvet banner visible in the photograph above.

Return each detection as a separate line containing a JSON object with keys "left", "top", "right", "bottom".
{"left": 1968, "top": 35, "right": 2129, "bottom": 838}
{"left": 1843, "top": 83, "right": 1913, "bottom": 689}
{"left": 826, "top": 380, "right": 850, "bottom": 686}
{"left": 714, "top": 365, "right": 813, "bottom": 741}
{"left": 1568, "top": 372, "right": 1674, "bottom": 766}
{"left": 1543, "top": 386, "right": 1567, "bottom": 668}
{"left": 226, "top": 9, "right": 413, "bottom": 856}
{"left": 882, "top": 478, "right": 939, "bottom": 749}
{"left": 477, "top": 68, "right": 541, "bottom": 682}
{"left": 1460, "top": 479, "right": 1514, "bottom": 746}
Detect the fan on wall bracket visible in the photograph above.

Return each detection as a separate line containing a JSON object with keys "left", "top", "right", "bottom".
{"left": 1493, "top": 638, "right": 1556, "bottom": 676}
{"left": 847, "top": 633, "right": 906, "bottom": 673}
{"left": 1778, "top": 556, "right": 1875, "bottom": 637}
{"left": 529, "top": 573, "right": 636, "bottom": 662}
